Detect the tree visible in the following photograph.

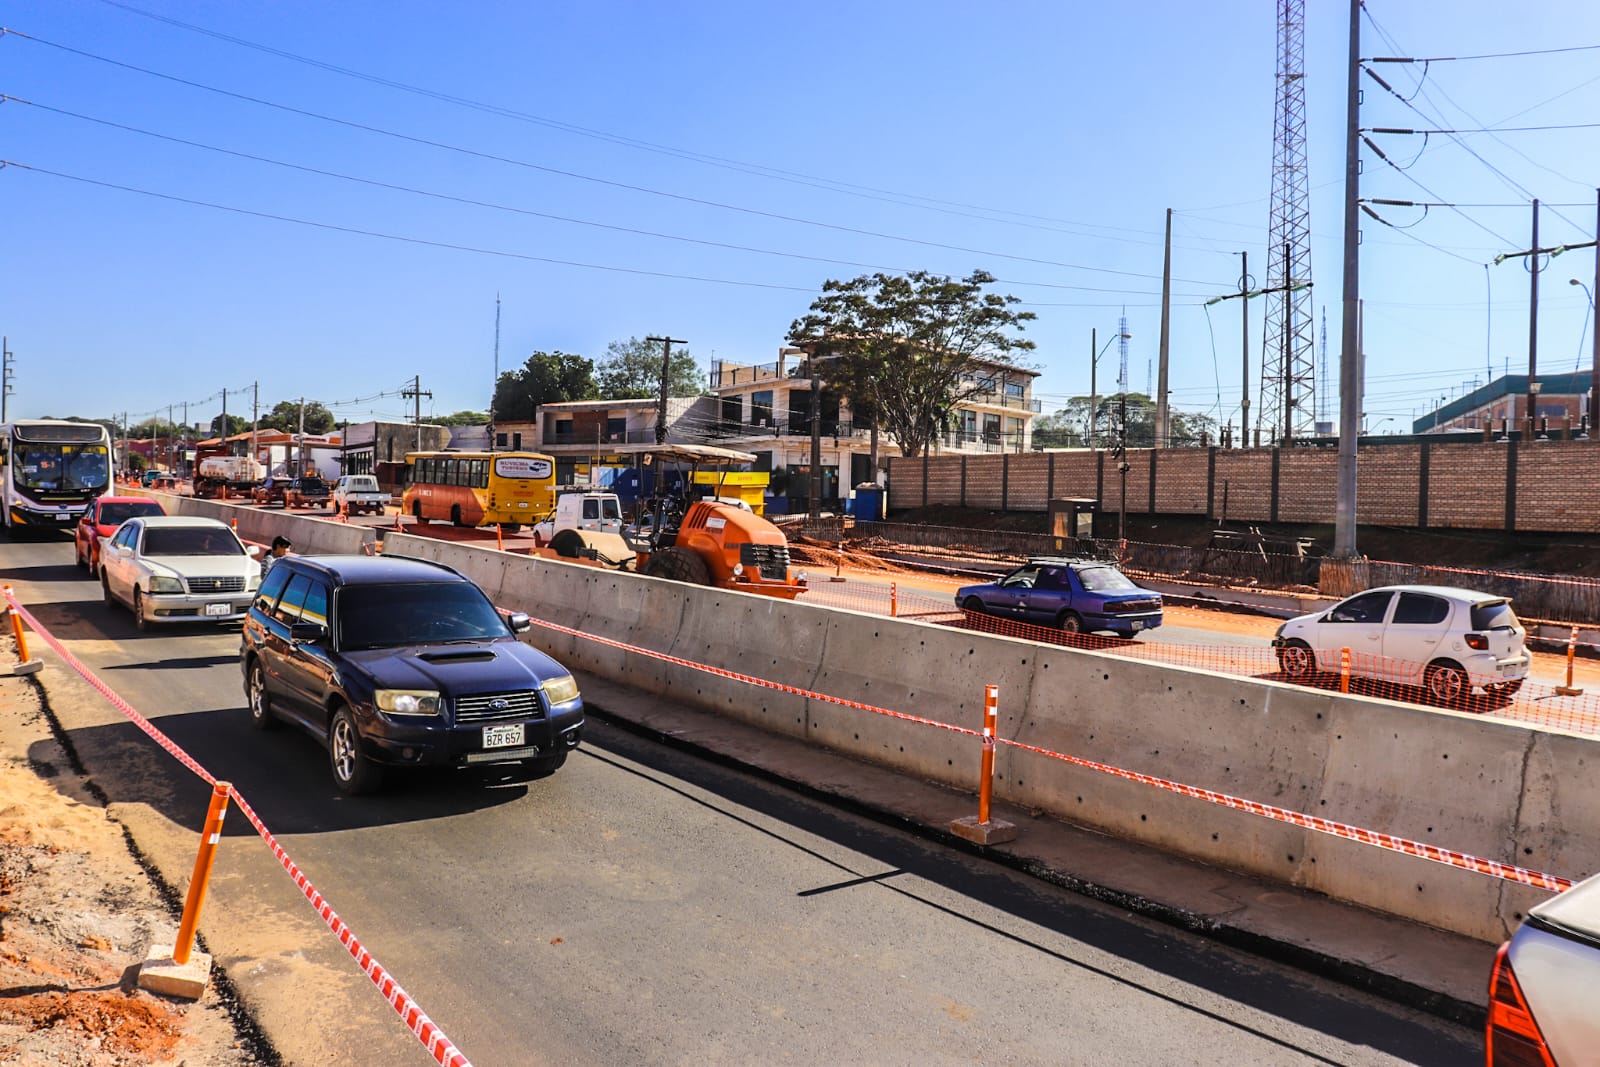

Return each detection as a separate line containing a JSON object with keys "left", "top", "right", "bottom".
{"left": 787, "top": 269, "right": 1036, "bottom": 459}
{"left": 596, "top": 336, "right": 701, "bottom": 400}
{"left": 433, "top": 410, "right": 488, "bottom": 426}
{"left": 259, "top": 400, "right": 335, "bottom": 434}
{"left": 1035, "top": 393, "right": 1218, "bottom": 450}
{"left": 491, "top": 350, "right": 599, "bottom": 422}
{"left": 207, "top": 414, "right": 249, "bottom": 438}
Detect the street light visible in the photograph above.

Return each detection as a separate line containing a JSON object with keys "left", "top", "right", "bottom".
{"left": 1572, "top": 278, "right": 1595, "bottom": 371}
{"left": 1089, "top": 327, "right": 1130, "bottom": 449}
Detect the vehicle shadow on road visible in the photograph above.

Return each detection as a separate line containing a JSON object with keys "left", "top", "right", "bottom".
{"left": 32, "top": 707, "right": 533, "bottom": 837}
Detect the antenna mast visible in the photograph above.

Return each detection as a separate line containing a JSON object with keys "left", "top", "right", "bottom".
{"left": 1262, "top": 0, "right": 1316, "bottom": 443}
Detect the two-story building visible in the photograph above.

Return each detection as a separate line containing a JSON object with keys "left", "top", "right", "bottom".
{"left": 523, "top": 347, "right": 1040, "bottom": 513}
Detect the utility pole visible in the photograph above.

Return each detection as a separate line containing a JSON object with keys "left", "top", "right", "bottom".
{"left": 402, "top": 375, "right": 432, "bottom": 453}
{"left": 646, "top": 336, "right": 685, "bottom": 444}
{"left": 1593, "top": 189, "right": 1600, "bottom": 437}
{"left": 1335, "top": 0, "right": 1361, "bottom": 557}
{"left": 1155, "top": 209, "right": 1173, "bottom": 448}
{"left": 1117, "top": 393, "right": 1129, "bottom": 542}
{"left": 251, "top": 382, "right": 259, "bottom": 470}
{"left": 297, "top": 396, "right": 306, "bottom": 476}
{"left": 1, "top": 337, "right": 12, "bottom": 422}
{"left": 181, "top": 401, "right": 188, "bottom": 476}
{"left": 1492, "top": 198, "right": 1600, "bottom": 434}
{"left": 1090, "top": 328, "right": 1098, "bottom": 449}
{"left": 1529, "top": 199, "right": 1540, "bottom": 435}
{"left": 167, "top": 404, "right": 173, "bottom": 469}
{"left": 220, "top": 388, "right": 228, "bottom": 447}
{"left": 809, "top": 355, "right": 823, "bottom": 519}
{"left": 491, "top": 293, "right": 501, "bottom": 450}
{"left": 1206, "top": 255, "right": 1309, "bottom": 449}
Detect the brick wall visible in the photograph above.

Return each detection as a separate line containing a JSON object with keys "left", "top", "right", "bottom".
{"left": 890, "top": 442, "right": 1600, "bottom": 536}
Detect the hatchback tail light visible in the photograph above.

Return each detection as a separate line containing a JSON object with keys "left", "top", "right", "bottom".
{"left": 1486, "top": 942, "right": 1556, "bottom": 1067}
{"left": 1466, "top": 633, "right": 1490, "bottom": 651}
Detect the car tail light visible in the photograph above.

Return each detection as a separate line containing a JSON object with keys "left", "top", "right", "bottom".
{"left": 1486, "top": 942, "right": 1556, "bottom": 1067}
{"left": 1466, "top": 633, "right": 1490, "bottom": 651}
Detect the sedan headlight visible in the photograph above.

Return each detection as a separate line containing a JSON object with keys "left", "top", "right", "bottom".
{"left": 147, "top": 575, "right": 184, "bottom": 594}
{"left": 375, "top": 689, "right": 441, "bottom": 716}
{"left": 541, "top": 674, "right": 580, "bottom": 705}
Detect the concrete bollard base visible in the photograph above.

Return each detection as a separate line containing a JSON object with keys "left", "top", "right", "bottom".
{"left": 948, "top": 815, "right": 1018, "bottom": 846}
{"left": 7, "top": 660, "right": 42, "bottom": 676}
{"left": 136, "top": 944, "right": 213, "bottom": 1000}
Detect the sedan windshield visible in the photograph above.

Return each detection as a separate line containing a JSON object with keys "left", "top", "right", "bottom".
{"left": 338, "top": 583, "right": 511, "bottom": 649}
{"left": 142, "top": 527, "right": 243, "bottom": 556}
{"left": 1074, "top": 565, "right": 1139, "bottom": 592}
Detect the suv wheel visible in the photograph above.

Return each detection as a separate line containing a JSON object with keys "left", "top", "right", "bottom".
{"left": 246, "top": 660, "right": 278, "bottom": 731}
{"left": 522, "top": 750, "right": 567, "bottom": 779}
{"left": 329, "top": 707, "right": 382, "bottom": 795}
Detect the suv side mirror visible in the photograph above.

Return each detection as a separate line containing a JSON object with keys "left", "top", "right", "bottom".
{"left": 507, "top": 612, "right": 532, "bottom": 634}
{"left": 289, "top": 621, "right": 328, "bottom": 644}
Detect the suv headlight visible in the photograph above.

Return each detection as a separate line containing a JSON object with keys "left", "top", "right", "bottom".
{"left": 375, "top": 689, "right": 441, "bottom": 716}
{"left": 148, "top": 575, "right": 184, "bottom": 594}
{"left": 541, "top": 675, "right": 580, "bottom": 705}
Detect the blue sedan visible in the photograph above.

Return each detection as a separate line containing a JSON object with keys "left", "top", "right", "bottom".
{"left": 955, "top": 557, "right": 1163, "bottom": 638}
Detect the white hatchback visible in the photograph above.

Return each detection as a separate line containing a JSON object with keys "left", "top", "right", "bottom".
{"left": 1271, "top": 584, "right": 1531, "bottom": 705}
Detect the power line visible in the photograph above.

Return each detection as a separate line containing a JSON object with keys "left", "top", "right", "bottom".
{"left": 1367, "top": 42, "right": 1600, "bottom": 63}
{"left": 2, "top": 29, "right": 1221, "bottom": 283}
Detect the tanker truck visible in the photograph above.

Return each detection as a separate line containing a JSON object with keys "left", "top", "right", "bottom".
{"left": 193, "top": 453, "right": 265, "bottom": 499}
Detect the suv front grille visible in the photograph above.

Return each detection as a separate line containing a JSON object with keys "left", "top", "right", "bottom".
{"left": 454, "top": 690, "right": 541, "bottom": 723}
{"left": 188, "top": 576, "right": 245, "bottom": 594}
{"left": 739, "top": 543, "right": 790, "bottom": 581}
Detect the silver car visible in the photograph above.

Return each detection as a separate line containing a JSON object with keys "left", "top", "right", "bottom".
{"left": 99, "top": 515, "right": 262, "bottom": 630}
{"left": 1271, "top": 584, "right": 1530, "bottom": 704}
{"left": 1488, "top": 871, "right": 1600, "bottom": 1065}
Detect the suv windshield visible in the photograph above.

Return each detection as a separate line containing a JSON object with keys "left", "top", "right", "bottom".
{"left": 338, "top": 582, "right": 511, "bottom": 649}
{"left": 1471, "top": 600, "right": 1519, "bottom": 630}
{"left": 1074, "top": 565, "right": 1139, "bottom": 592}
{"left": 143, "top": 527, "right": 242, "bottom": 556}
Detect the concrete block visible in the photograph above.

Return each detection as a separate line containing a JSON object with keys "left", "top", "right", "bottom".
{"left": 136, "top": 943, "right": 212, "bottom": 1000}
{"left": 6, "top": 659, "right": 42, "bottom": 676}
{"left": 949, "top": 815, "right": 1018, "bottom": 846}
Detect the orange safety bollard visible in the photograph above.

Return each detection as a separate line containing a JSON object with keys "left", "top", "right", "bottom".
{"left": 1556, "top": 626, "right": 1585, "bottom": 696}
{"left": 948, "top": 685, "right": 1016, "bottom": 845}
{"left": 496, "top": 523, "right": 504, "bottom": 551}
{"left": 174, "top": 780, "right": 232, "bottom": 965}
{"left": 1339, "top": 647, "right": 1351, "bottom": 693}
{"left": 978, "top": 683, "right": 998, "bottom": 824}
{"left": 890, "top": 582, "right": 898, "bottom": 618}
{"left": 6, "top": 586, "right": 31, "bottom": 664}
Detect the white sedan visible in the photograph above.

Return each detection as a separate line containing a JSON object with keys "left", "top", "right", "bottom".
{"left": 99, "top": 516, "right": 262, "bottom": 631}
{"left": 1271, "top": 584, "right": 1531, "bottom": 705}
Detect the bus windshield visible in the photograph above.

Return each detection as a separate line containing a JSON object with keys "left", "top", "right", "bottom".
{"left": 15, "top": 444, "right": 111, "bottom": 492}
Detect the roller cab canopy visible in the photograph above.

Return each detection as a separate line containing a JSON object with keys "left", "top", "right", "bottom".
{"left": 638, "top": 444, "right": 758, "bottom": 466}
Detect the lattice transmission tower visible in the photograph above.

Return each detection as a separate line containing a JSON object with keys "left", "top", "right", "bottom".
{"left": 1261, "top": 0, "right": 1316, "bottom": 442}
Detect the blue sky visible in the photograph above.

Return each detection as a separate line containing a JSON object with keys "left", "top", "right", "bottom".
{"left": 3, "top": 1, "right": 1599, "bottom": 437}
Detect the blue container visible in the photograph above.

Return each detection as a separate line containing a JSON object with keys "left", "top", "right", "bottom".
{"left": 853, "top": 485, "right": 884, "bottom": 523}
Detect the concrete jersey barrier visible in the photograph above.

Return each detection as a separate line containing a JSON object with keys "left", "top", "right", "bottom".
{"left": 379, "top": 532, "right": 1600, "bottom": 942}
{"left": 134, "top": 490, "right": 371, "bottom": 555}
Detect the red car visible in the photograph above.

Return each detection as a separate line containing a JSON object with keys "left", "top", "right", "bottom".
{"left": 75, "top": 496, "right": 166, "bottom": 572}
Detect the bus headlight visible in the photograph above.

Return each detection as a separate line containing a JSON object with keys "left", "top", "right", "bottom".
{"left": 376, "top": 690, "right": 441, "bottom": 716}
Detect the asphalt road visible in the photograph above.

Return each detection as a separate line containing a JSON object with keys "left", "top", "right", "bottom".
{"left": 3, "top": 529, "right": 1481, "bottom": 1065}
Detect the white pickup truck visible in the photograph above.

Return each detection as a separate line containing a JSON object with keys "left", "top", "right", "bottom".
{"left": 532, "top": 490, "right": 624, "bottom": 544}
{"left": 331, "top": 474, "right": 389, "bottom": 517}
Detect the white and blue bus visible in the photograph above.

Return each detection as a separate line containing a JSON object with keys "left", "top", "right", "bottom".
{"left": 0, "top": 420, "right": 113, "bottom": 530}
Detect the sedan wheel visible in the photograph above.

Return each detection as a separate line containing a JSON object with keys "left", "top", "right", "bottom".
{"left": 1425, "top": 663, "right": 1468, "bottom": 706}
{"left": 1057, "top": 611, "right": 1084, "bottom": 634}
{"left": 960, "top": 596, "right": 986, "bottom": 615}
{"left": 101, "top": 571, "right": 118, "bottom": 610}
{"left": 1276, "top": 640, "right": 1315, "bottom": 680}
{"left": 133, "top": 588, "right": 150, "bottom": 632}
{"left": 247, "top": 660, "right": 277, "bottom": 731}
{"left": 329, "top": 707, "right": 382, "bottom": 795}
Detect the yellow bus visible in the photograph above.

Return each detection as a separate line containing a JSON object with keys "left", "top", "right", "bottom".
{"left": 401, "top": 451, "right": 555, "bottom": 529}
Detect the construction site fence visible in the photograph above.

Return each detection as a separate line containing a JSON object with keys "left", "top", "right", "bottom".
{"left": 850, "top": 520, "right": 1600, "bottom": 626}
